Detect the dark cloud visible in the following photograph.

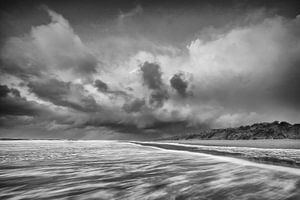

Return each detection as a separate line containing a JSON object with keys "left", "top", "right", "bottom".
{"left": 0, "top": 116, "right": 33, "bottom": 128}
{"left": 149, "top": 90, "right": 169, "bottom": 108}
{"left": 170, "top": 72, "right": 188, "bottom": 97}
{"left": 140, "top": 62, "right": 169, "bottom": 108}
{"left": 28, "top": 79, "right": 101, "bottom": 112}
{"left": 140, "top": 62, "right": 163, "bottom": 90}
{"left": 0, "top": 85, "right": 10, "bottom": 97}
{"left": 0, "top": 85, "right": 45, "bottom": 116}
{"left": 0, "top": 84, "right": 81, "bottom": 131}
{"left": 71, "top": 53, "right": 98, "bottom": 75}
{"left": 123, "top": 98, "right": 145, "bottom": 113}
{"left": 94, "top": 79, "right": 130, "bottom": 99}
{"left": 1, "top": 1, "right": 300, "bottom": 139}
{"left": 108, "top": 90, "right": 130, "bottom": 98}
{"left": 94, "top": 79, "right": 108, "bottom": 92}
{"left": 0, "top": 49, "right": 43, "bottom": 81}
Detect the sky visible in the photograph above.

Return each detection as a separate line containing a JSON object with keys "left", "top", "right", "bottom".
{"left": 0, "top": 0, "right": 300, "bottom": 139}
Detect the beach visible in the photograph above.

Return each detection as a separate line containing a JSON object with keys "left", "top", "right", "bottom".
{"left": 133, "top": 139, "right": 300, "bottom": 168}
{"left": 163, "top": 139, "right": 300, "bottom": 149}
{"left": 1, "top": 140, "right": 300, "bottom": 199}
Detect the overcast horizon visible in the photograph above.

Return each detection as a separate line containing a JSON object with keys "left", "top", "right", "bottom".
{"left": 0, "top": 0, "right": 300, "bottom": 139}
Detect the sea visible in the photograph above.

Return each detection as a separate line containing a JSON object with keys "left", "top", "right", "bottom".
{"left": 0, "top": 140, "right": 299, "bottom": 200}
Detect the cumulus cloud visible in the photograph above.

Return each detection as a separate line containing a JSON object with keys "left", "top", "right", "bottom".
{"left": 0, "top": 85, "right": 41, "bottom": 116}
{"left": 0, "top": 84, "right": 72, "bottom": 129}
{"left": 115, "top": 14, "right": 300, "bottom": 128}
{"left": 149, "top": 90, "right": 169, "bottom": 108}
{"left": 140, "top": 62, "right": 164, "bottom": 90}
{"left": 93, "top": 79, "right": 131, "bottom": 101}
{"left": 28, "top": 79, "right": 101, "bottom": 113}
{"left": 175, "top": 16, "right": 300, "bottom": 126}
{"left": 0, "top": 7, "right": 107, "bottom": 134}
{"left": 140, "top": 62, "right": 169, "bottom": 108}
{"left": 1, "top": 5, "right": 300, "bottom": 139}
{"left": 170, "top": 72, "right": 189, "bottom": 97}
{"left": 1, "top": 7, "right": 98, "bottom": 82}
{"left": 189, "top": 16, "right": 300, "bottom": 109}
{"left": 1, "top": 83, "right": 97, "bottom": 130}
{"left": 94, "top": 79, "right": 108, "bottom": 92}
{"left": 123, "top": 98, "right": 145, "bottom": 113}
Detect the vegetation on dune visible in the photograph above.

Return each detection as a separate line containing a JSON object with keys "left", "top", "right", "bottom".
{"left": 163, "top": 121, "right": 300, "bottom": 140}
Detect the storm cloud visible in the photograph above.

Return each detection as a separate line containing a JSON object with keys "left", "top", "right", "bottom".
{"left": 94, "top": 79, "right": 108, "bottom": 92}
{"left": 123, "top": 98, "right": 145, "bottom": 113}
{"left": 0, "top": 0, "right": 300, "bottom": 139}
{"left": 140, "top": 62, "right": 169, "bottom": 108}
{"left": 170, "top": 72, "right": 189, "bottom": 97}
{"left": 28, "top": 79, "right": 101, "bottom": 112}
{"left": 1, "top": 6, "right": 98, "bottom": 82}
{"left": 140, "top": 62, "right": 164, "bottom": 90}
{"left": 0, "top": 85, "right": 40, "bottom": 116}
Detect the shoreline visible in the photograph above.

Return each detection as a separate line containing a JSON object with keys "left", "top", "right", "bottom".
{"left": 132, "top": 140, "right": 300, "bottom": 169}
{"left": 160, "top": 139, "right": 300, "bottom": 149}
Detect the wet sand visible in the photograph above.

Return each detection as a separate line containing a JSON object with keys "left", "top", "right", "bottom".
{"left": 162, "top": 139, "right": 300, "bottom": 149}
{"left": 133, "top": 140, "right": 300, "bottom": 168}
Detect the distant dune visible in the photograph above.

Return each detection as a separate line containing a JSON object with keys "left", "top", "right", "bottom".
{"left": 161, "top": 121, "right": 300, "bottom": 140}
